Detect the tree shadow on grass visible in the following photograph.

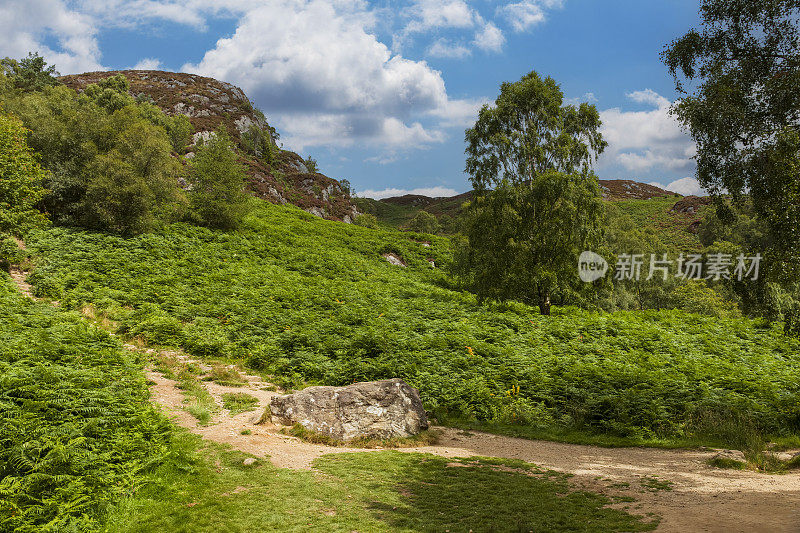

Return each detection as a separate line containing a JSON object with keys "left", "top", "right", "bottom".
{"left": 315, "top": 451, "right": 658, "bottom": 533}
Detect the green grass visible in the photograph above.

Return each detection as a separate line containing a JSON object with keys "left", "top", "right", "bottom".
{"left": 105, "top": 435, "right": 657, "bottom": 532}
{"left": 174, "top": 365, "right": 220, "bottom": 425}
{"left": 221, "top": 392, "right": 259, "bottom": 415}
{"left": 204, "top": 365, "right": 248, "bottom": 387}
{"left": 640, "top": 475, "right": 674, "bottom": 492}
{"left": 23, "top": 202, "right": 800, "bottom": 447}
{"left": 185, "top": 401, "right": 214, "bottom": 425}
{"left": 707, "top": 457, "right": 748, "bottom": 470}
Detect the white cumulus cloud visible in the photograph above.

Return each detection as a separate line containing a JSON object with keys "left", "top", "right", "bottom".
{"left": 473, "top": 21, "right": 505, "bottom": 52}
{"left": 598, "top": 89, "right": 695, "bottom": 174}
{"left": 498, "top": 0, "right": 564, "bottom": 32}
{"left": 358, "top": 186, "right": 461, "bottom": 199}
{"left": 403, "top": 0, "right": 477, "bottom": 34}
{"left": 131, "top": 57, "right": 164, "bottom": 70}
{"left": 182, "top": 0, "right": 456, "bottom": 150}
{"left": 427, "top": 39, "right": 472, "bottom": 59}
{"left": 663, "top": 177, "right": 705, "bottom": 196}
{"left": 0, "top": 0, "right": 103, "bottom": 74}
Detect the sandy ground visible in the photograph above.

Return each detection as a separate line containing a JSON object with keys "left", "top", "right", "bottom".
{"left": 9, "top": 261, "right": 800, "bottom": 532}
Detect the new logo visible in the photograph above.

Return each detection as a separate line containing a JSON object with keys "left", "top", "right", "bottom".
{"left": 578, "top": 251, "right": 608, "bottom": 282}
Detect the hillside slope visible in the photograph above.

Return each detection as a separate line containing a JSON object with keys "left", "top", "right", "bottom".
{"left": 23, "top": 202, "right": 800, "bottom": 447}
{"left": 60, "top": 70, "right": 358, "bottom": 222}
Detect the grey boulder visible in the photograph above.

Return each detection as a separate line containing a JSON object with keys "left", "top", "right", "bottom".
{"left": 269, "top": 379, "right": 428, "bottom": 441}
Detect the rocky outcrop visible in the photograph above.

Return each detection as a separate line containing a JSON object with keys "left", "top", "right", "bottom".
{"left": 60, "top": 70, "right": 265, "bottom": 145}
{"left": 670, "top": 195, "right": 712, "bottom": 215}
{"left": 269, "top": 379, "right": 428, "bottom": 441}
{"left": 59, "top": 70, "right": 358, "bottom": 221}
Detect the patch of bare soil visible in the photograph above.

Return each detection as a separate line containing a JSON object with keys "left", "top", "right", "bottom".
{"left": 8, "top": 267, "right": 34, "bottom": 299}
{"left": 143, "top": 350, "right": 800, "bottom": 533}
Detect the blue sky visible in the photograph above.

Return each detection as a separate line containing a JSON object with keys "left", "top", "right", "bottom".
{"left": 1, "top": 0, "right": 704, "bottom": 198}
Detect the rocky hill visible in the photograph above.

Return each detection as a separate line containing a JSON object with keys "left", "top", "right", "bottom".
{"left": 59, "top": 70, "right": 358, "bottom": 222}
{"left": 599, "top": 179, "right": 677, "bottom": 200}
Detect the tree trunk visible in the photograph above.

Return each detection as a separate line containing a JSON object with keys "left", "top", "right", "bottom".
{"left": 538, "top": 292, "right": 551, "bottom": 316}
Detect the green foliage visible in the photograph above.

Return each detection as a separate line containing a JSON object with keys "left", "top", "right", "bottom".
{"left": 0, "top": 114, "right": 49, "bottom": 234}
{"left": 663, "top": 0, "right": 800, "bottom": 269}
{"left": 23, "top": 203, "right": 800, "bottom": 446}
{"left": 0, "top": 234, "right": 23, "bottom": 271}
{"left": 406, "top": 210, "right": 440, "bottom": 234}
{"left": 672, "top": 281, "right": 740, "bottom": 318}
{"left": 221, "top": 392, "right": 259, "bottom": 415}
{"left": 81, "top": 109, "right": 185, "bottom": 235}
{"left": 82, "top": 74, "right": 134, "bottom": 113}
{"left": 460, "top": 71, "right": 607, "bottom": 315}
{"left": 121, "top": 304, "right": 184, "bottom": 346}
{"left": 241, "top": 123, "right": 277, "bottom": 163}
{"left": 1, "top": 81, "right": 185, "bottom": 233}
{"left": 455, "top": 173, "right": 605, "bottom": 315}
{"left": 0, "top": 53, "right": 61, "bottom": 93}
{"left": 165, "top": 114, "right": 193, "bottom": 153}
{"left": 0, "top": 278, "right": 172, "bottom": 532}
{"left": 465, "top": 70, "right": 607, "bottom": 191}
{"left": 353, "top": 213, "right": 378, "bottom": 228}
{"left": 188, "top": 129, "right": 251, "bottom": 230}
{"left": 304, "top": 156, "right": 319, "bottom": 173}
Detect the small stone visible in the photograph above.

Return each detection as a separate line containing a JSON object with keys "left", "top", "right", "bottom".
{"left": 243, "top": 458, "right": 257, "bottom": 466}
{"left": 710, "top": 449, "right": 746, "bottom": 462}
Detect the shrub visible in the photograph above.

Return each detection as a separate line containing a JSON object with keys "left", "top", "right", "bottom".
{"left": 0, "top": 279, "right": 172, "bottom": 531}
{"left": 0, "top": 114, "right": 49, "bottom": 234}
{"left": 672, "top": 281, "right": 741, "bottom": 318}
{"left": 0, "top": 52, "right": 61, "bottom": 92}
{"left": 130, "top": 314, "right": 184, "bottom": 346}
{"left": 188, "top": 129, "right": 251, "bottom": 230}
{"left": 183, "top": 317, "right": 229, "bottom": 357}
{"left": 353, "top": 213, "right": 378, "bottom": 228}
{"left": 407, "top": 210, "right": 440, "bottom": 234}
{"left": 0, "top": 235, "right": 22, "bottom": 271}
{"left": 304, "top": 156, "right": 319, "bottom": 173}
{"left": 2, "top": 79, "right": 184, "bottom": 233}
{"left": 166, "top": 114, "right": 193, "bottom": 153}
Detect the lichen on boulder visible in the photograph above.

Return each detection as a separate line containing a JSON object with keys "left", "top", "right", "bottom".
{"left": 269, "top": 379, "right": 428, "bottom": 442}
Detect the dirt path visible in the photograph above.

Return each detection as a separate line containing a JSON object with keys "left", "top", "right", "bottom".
{"left": 8, "top": 267, "right": 35, "bottom": 299}
{"left": 144, "top": 351, "right": 800, "bottom": 533}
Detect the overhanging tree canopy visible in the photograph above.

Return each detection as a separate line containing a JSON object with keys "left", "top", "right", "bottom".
{"left": 662, "top": 0, "right": 800, "bottom": 270}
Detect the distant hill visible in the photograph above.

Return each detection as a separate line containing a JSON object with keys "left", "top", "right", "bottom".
{"left": 599, "top": 179, "right": 678, "bottom": 200}
{"left": 355, "top": 179, "right": 707, "bottom": 249}
{"left": 60, "top": 70, "right": 358, "bottom": 222}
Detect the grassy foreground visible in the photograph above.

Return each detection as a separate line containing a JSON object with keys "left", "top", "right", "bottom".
{"left": 106, "top": 439, "right": 656, "bottom": 533}
{"left": 23, "top": 201, "right": 800, "bottom": 446}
